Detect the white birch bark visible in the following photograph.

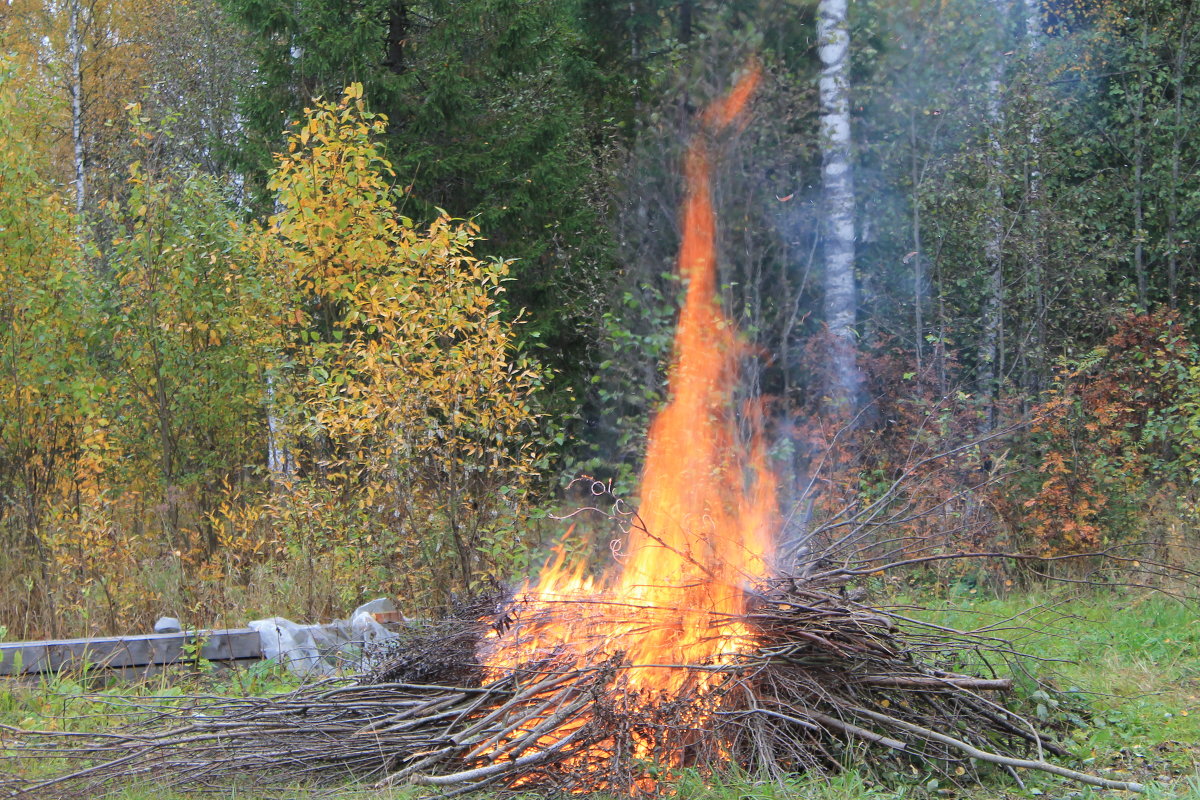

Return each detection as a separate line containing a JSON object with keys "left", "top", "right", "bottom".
{"left": 817, "top": 0, "right": 860, "bottom": 411}
{"left": 266, "top": 373, "right": 294, "bottom": 481}
{"left": 68, "top": 0, "right": 85, "bottom": 216}
{"left": 979, "top": 0, "right": 1011, "bottom": 431}
{"left": 1023, "top": 0, "right": 1046, "bottom": 390}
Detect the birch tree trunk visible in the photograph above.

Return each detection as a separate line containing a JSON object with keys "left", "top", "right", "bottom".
{"left": 1131, "top": 22, "right": 1149, "bottom": 307}
{"left": 1166, "top": 5, "right": 1195, "bottom": 307}
{"left": 908, "top": 110, "right": 924, "bottom": 382}
{"left": 68, "top": 0, "right": 86, "bottom": 217}
{"left": 979, "top": 0, "right": 1010, "bottom": 431}
{"left": 265, "top": 373, "right": 294, "bottom": 481}
{"left": 817, "top": 0, "right": 859, "bottom": 413}
{"left": 1022, "top": 0, "right": 1046, "bottom": 394}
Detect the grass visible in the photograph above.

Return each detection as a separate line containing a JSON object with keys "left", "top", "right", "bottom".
{"left": 905, "top": 586, "right": 1200, "bottom": 796}
{"left": 3, "top": 586, "right": 1200, "bottom": 798}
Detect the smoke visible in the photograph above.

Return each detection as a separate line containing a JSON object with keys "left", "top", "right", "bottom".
{"left": 572, "top": 0, "right": 1110, "bottom": 567}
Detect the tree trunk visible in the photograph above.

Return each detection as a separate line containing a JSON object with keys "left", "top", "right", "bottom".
{"left": 266, "top": 373, "right": 294, "bottom": 481}
{"left": 909, "top": 111, "right": 924, "bottom": 384}
{"left": 1132, "top": 22, "right": 1148, "bottom": 308}
{"left": 817, "top": 0, "right": 859, "bottom": 413}
{"left": 979, "top": 0, "right": 1010, "bottom": 431}
{"left": 151, "top": 346, "right": 181, "bottom": 536}
{"left": 68, "top": 0, "right": 86, "bottom": 217}
{"left": 629, "top": 1, "right": 640, "bottom": 62}
{"left": 1166, "top": 6, "right": 1193, "bottom": 307}
{"left": 1167, "top": 91, "right": 1180, "bottom": 308}
{"left": 1022, "top": 0, "right": 1046, "bottom": 396}
{"left": 386, "top": 1, "right": 408, "bottom": 74}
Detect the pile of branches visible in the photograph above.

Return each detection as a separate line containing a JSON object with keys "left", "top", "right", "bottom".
{"left": 0, "top": 572, "right": 1144, "bottom": 798}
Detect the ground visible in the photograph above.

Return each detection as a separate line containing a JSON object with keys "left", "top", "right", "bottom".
{"left": 2, "top": 585, "right": 1200, "bottom": 799}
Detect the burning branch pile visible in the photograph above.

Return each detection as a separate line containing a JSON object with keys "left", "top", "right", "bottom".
{"left": 1, "top": 575, "right": 1145, "bottom": 797}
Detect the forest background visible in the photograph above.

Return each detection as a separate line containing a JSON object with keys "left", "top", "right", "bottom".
{"left": 0, "top": 0, "right": 1196, "bottom": 640}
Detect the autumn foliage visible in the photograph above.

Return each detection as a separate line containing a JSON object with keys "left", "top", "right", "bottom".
{"left": 1007, "top": 311, "right": 1200, "bottom": 558}
{"left": 0, "top": 79, "right": 551, "bottom": 637}
{"left": 261, "top": 87, "right": 550, "bottom": 602}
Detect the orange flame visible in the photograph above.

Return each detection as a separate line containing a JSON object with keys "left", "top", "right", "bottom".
{"left": 615, "top": 61, "right": 771, "bottom": 693}
{"left": 483, "top": 61, "right": 772, "bottom": 776}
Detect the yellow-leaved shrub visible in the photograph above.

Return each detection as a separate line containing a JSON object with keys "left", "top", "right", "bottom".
{"left": 251, "top": 85, "right": 552, "bottom": 606}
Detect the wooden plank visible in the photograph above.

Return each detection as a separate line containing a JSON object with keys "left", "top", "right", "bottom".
{"left": 0, "top": 628, "right": 262, "bottom": 676}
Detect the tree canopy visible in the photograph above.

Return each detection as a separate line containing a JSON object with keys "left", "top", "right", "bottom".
{"left": 2, "top": 0, "right": 1199, "bottom": 635}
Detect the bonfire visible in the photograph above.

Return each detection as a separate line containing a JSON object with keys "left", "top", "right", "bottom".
{"left": 1, "top": 65, "right": 1146, "bottom": 798}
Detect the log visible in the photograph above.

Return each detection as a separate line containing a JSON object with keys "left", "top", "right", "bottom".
{"left": 0, "top": 629, "right": 261, "bottom": 676}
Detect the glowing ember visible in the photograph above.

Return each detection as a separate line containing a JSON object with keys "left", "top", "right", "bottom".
{"left": 484, "top": 62, "right": 772, "bottom": 771}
